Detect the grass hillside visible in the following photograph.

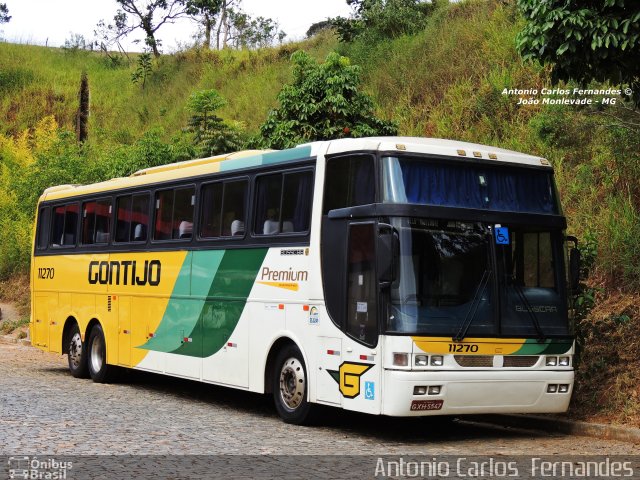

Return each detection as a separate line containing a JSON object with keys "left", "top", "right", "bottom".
{"left": 1, "top": 0, "right": 638, "bottom": 426}
{"left": 0, "top": 34, "right": 336, "bottom": 140}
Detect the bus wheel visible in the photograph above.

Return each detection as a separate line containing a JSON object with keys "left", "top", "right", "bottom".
{"left": 273, "top": 345, "right": 314, "bottom": 425}
{"left": 87, "top": 324, "right": 114, "bottom": 383}
{"left": 67, "top": 324, "right": 88, "bottom": 378}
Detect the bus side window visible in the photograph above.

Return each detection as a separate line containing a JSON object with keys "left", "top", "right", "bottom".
{"left": 131, "top": 194, "right": 149, "bottom": 242}
{"left": 323, "top": 155, "right": 374, "bottom": 214}
{"left": 254, "top": 171, "right": 313, "bottom": 235}
{"left": 51, "top": 203, "right": 79, "bottom": 247}
{"left": 82, "top": 199, "right": 112, "bottom": 245}
{"left": 154, "top": 187, "right": 195, "bottom": 241}
{"left": 115, "top": 194, "right": 149, "bottom": 243}
{"left": 200, "top": 182, "right": 223, "bottom": 238}
{"left": 36, "top": 207, "right": 50, "bottom": 250}
{"left": 221, "top": 180, "right": 247, "bottom": 237}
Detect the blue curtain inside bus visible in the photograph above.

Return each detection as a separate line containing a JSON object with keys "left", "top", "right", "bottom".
{"left": 384, "top": 157, "right": 558, "bottom": 214}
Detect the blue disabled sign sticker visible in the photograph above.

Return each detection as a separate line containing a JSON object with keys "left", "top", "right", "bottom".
{"left": 495, "top": 226, "right": 510, "bottom": 245}
{"left": 364, "top": 381, "right": 375, "bottom": 400}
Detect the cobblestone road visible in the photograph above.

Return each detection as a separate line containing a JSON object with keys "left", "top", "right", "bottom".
{"left": 1, "top": 343, "right": 638, "bottom": 456}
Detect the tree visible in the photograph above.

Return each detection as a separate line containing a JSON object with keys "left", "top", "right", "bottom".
{"left": 516, "top": 0, "right": 640, "bottom": 106}
{"left": 63, "top": 33, "right": 92, "bottom": 52}
{"left": 131, "top": 52, "right": 153, "bottom": 88}
{"left": 188, "top": 0, "right": 223, "bottom": 49}
{"left": 76, "top": 72, "right": 90, "bottom": 143}
{"left": 209, "top": 1, "right": 285, "bottom": 50}
{"left": 331, "top": 0, "right": 443, "bottom": 43}
{"left": 99, "top": 0, "right": 192, "bottom": 58}
{"left": 306, "top": 20, "right": 332, "bottom": 39}
{"left": 0, "top": 3, "right": 10, "bottom": 24}
{"left": 186, "top": 89, "right": 244, "bottom": 156}
{"left": 259, "top": 51, "right": 397, "bottom": 149}
{"left": 225, "top": 10, "right": 285, "bottom": 49}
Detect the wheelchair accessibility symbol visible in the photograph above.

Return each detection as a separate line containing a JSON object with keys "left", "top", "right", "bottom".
{"left": 364, "top": 381, "right": 375, "bottom": 400}
{"left": 495, "top": 226, "right": 510, "bottom": 245}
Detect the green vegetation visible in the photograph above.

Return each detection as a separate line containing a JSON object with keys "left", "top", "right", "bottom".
{"left": 0, "top": 3, "right": 9, "bottom": 24}
{"left": 330, "top": 0, "right": 445, "bottom": 43}
{"left": 186, "top": 89, "right": 244, "bottom": 156}
{"left": 0, "top": 316, "right": 29, "bottom": 335}
{"left": 259, "top": 51, "right": 397, "bottom": 149}
{"left": 517, "top": 0, "right": 640, "bottom": 105}
{"left": 0, "top": 0, "right": 638, "bottom": 425}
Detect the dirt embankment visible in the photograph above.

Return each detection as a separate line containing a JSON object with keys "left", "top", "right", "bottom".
{"left": 0, "top": 302, "right": 19, "bottom": 323}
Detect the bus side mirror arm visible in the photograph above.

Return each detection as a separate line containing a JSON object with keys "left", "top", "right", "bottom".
{"left": 566, "top": 235, "right": 581, "bottom": 293}
{"left": 377, "top": 223, "right": 399, "bottom": 288}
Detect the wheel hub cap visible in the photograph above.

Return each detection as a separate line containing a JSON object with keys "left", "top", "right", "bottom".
{"left": 69, "top": 333, "right": 83, "bottom": 369}
{"left": 279, "top": 357, "right": 305, "bottom": 410}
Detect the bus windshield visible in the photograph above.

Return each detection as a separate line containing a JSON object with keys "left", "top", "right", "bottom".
{"left": 387, "top": 218, "right": 570, "bottom": 337}
{"left": 382, "top": 156, "right": 559, "bottom": 214}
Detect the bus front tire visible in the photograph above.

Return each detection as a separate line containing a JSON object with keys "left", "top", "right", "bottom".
{"left": 67, "top": 324, "right": 88, "bottom": 378}
{"left": 87, "top": 324, "right": 115, "bottom": 383}
{"left": 272, "top": 345, "right": 315, "bottom": 425}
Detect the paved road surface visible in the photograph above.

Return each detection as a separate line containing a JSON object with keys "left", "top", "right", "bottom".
{"left": 1, "top": 343, "right": 638, "bottom": 456}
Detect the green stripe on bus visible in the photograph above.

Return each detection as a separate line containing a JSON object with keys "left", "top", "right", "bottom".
{"left": 218, "top": 146, "right": 312, "bottom": 173}
{"left": 139, "top": 250, "right": 224, "bottom": 353}
{"left": 261, "top": 146, "right": 312, "bottom": 165}
{"left": 170, "top": 248, "right": 268, "bottom": 357}
{"left": 516, "top": 339, "right": 572, "bottom": 355}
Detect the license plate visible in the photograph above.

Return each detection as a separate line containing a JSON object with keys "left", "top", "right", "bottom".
{"left": 410, "top": 399, "right": 444, "bottom": 411}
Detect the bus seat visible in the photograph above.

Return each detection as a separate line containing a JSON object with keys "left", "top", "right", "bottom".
{"left": 133, "top": 223, "right": 146, "bottom": 241}
{"left": 282, "top": 221, "right": 294, "bottom": 233}
{"left": 95, "top": 231, "right": 109, "bottom": 243}
{"left": 179, "top": 220, "right": 193, "bottom": 239}
{"left": 231, "top": 220, "right": 245, "bottom": 236}
{"left": 263, "top": 219, "right": 279, "bottom": 235}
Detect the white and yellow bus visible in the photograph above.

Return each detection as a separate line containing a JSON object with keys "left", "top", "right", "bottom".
{"left": 31, "top": 137, "right": 578, "bottom": 424}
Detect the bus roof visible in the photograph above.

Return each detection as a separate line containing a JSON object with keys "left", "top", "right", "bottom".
{"left": 322, "top": 137, "right": 551, "bottom": 168}
{"left": 40, "top": 137, "right": 551, "bottom": 202}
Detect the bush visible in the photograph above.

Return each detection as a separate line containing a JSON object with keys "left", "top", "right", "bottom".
{"left": 259, "top": 51, "right": 397, "bottom": 149}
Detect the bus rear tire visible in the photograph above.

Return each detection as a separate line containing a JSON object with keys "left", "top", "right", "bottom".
{"left": 67, "top": 324, "right": 88, "bottom": 378}
{"left": 273, "top": 345, "right": 315, "bottom": 425}
{"left": 87, "top": 324, "right": 115, "bottom": 383}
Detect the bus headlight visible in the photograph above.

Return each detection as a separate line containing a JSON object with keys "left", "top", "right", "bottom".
{"left": 558, "top": 384, "right": 569, "bottom": 393}
{"left": 430, "top": 355, "right": 443, "bottom": 366}
{"left": 558, "top": 356, "right": 570, "bottom": 366}
{"left": 545, "top": 356, "right": 558, "bottom": 366}
{"left": 415, "top": 355, "right": 428, "bottom": 367}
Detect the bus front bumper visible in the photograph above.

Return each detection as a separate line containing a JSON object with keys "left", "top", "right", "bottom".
{"left": 382, "top": 369, "right": 574, "bottom": 416}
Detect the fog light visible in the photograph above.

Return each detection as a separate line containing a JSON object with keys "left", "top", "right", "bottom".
{"left": 547, "top": 384, "right": 558, "bottom": 393}
{"left": 413, "top": 386, "right": 427, "bottom": 395}
{"left": 415, "top": 355, "right": 428, "bottom": 367}
{"left": 546, "top": 356, "right": 558, "bottom": 366}
{"left": 393, "top": 353, "right": 409, "bottom": 367}
{"left": 558, "top": 384, "right": 569, "bottom": 393}
{"left": 430, "top": 355, "right": 444, "bottom": 366}
{"left": 428, "top": 386, "right": 441, "bottom": 395}
{"left": 558, "top": 356, "right": 570, "bottom": 366}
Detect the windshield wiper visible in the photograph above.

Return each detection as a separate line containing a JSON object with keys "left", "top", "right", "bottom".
{"left": 510, "top": 280, "right": 546, "bottom": 342}
{"left": 453, "top": 268, "right": 491, "bottom": 342}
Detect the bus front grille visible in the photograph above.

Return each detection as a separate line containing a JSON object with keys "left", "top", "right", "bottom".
{"left": 503, "top": 355, "right": 539, "bottom": 367}
{"left": 454, "top": 355, "right": 493, "bottom": 367}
